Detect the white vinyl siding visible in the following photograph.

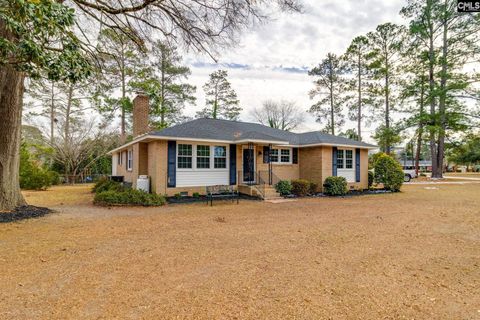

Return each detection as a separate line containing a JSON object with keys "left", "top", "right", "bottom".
{"left": 337, "top": 148, "right": 355, "bottom": 182}
{"left": 176, "top": 142, "right": 229, "bottom": 187}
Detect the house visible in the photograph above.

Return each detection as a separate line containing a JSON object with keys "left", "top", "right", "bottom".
{"left": 108, "top": 94, "right": 376, "bottom": 199}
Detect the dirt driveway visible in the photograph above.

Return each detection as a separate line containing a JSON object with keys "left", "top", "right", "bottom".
{"left": 1, "top": 184, "right": 479, "bottom": 319}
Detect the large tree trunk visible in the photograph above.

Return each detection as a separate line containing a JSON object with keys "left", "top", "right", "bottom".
{"left": 0, "top": 20, "right": 27, "bottom": 211}
{"left": 0, "top": 68, "right": 26, "bottom": 211}
{"left": 415, "top": 77, "right": 425, "bottom": 176}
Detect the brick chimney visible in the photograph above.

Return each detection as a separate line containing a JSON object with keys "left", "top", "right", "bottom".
{"left": 132, "top": 93, "right": 150, "bottom": 137}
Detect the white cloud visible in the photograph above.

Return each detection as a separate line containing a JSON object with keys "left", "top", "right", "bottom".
{"left": 182, "top": 0, "right": 407, "bottom": 142}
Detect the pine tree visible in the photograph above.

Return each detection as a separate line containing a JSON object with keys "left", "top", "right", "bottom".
{"left": 94, "top": 28, "right": 146, "bottom": 141}
{"left": 343, "top": 36, "right": 373, "bottom": 141}
{"left": 308, "top": 53, "right": 346, "bottom": 135}
{"left": 131, "top": 41, "right": 196, "bottom": 129}
{"left": 366, "top": 23, "right": 406, "bottom": 153}
{"left": 197, "top": 70, "right": 241, "bottom": 120}
{"left": 401, "top": 0, "right": 480, "bottom": 178}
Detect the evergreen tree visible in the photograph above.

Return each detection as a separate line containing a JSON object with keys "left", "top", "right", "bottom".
{"left": 94, "top": 28, "right": 146, "bottom": 141}
{"left": 343, "top": 36, "right": 373, "bottom": 141}
{"left": 366, "top": 23, "right": 406, "bottom": 153}
{"left": 197, "top": 70, "right": 241, "bottom": 120}
{"left": 308, "top": 53, "right": 346, "bottom": 135}
{"left": 131, "top": 41, "right": 196, "bottom": 129}
{"left": 401, "top": 0, "right": 480, "bottom": 177}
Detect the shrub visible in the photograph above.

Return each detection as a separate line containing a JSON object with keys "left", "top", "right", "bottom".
{"left": 92, "top": 178, "right": 123, "bottom": 194}
{"left": 291, "top": 179, "right": 310, "bottom": 197}
{"left": 309, "top": 181, "right": 318, "bottom": 195}
{"left": 323, "top": 176, "right": 348, "bottom": 196}
{"left": 373, "top": 153, "right": 404, "bottom": 192}
{"left": 275, "top": 180, "right": 292, "bottom": 196}
{"left": 20, "top": 166, "right": 53, "bottom": 190}
{"left": 94, "top": 189, "right": 166, "bottom": 206}
{"left": 193, "top": 192, "right": 200, "bottom": 198}
{"left": 19, "top": 143, "right": 56, "bottom": 190}
{"left": 368, "top": 171, "right": 374, "bottom": 188}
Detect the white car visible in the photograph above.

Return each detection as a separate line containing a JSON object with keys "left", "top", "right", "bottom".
{"left": 403, "top": 166, "right": 418, "bottom": 182}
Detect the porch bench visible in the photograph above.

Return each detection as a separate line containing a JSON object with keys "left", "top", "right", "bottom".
{"left": 206, "top": 185, "right": 239, "bottom": 206}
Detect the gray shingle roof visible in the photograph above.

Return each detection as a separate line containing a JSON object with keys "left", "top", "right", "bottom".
{"left": 150, "top": 118, "right": 376, "bottom": 148}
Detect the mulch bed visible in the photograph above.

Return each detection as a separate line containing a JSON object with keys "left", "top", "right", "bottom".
{"left": 0, "top": 205, "right": 52, "bottom": 223}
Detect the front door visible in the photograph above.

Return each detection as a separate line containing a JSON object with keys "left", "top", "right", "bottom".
{"left": 243, "top": 148, "right": 255, "bottom": 183}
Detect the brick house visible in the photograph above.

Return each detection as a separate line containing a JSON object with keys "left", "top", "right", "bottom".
{"left": 109, "top": 94, "right": 376, "bottom": 199}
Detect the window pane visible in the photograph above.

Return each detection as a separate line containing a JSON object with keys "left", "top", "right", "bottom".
{"left": 197, "top": 145, "right": 210, "bottom": 157}
{"left": 178, "top": 156, "right": 192, "bottom": 168}
{"left": 345, "top": 150, "right": 353, "bottom": 169}
{"left": 214, "top": 146, "right": 226, "bottom": 157}
{"left": 337, "top": 150, "right": 344, "bottom": 169}
{"left": 270, "top": 149, "right": 279, "bottom": 162}
{"left": 214, "top": 146, "right": 226, "bottom": 168}
{"left": 214, "top": 158, "right": 226, "bottom": 169}
{"left": 178, "top": 144, "right": 192, "bottom": 156}
{"left": 280, "top": 149, "right": 290, "bottom": 162}
{"left": 197, "top": 156, "right": 210, "bottom": 169}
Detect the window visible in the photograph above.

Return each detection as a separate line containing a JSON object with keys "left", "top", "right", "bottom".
{"left": 214, "top": 146, "right": 227, "bottom": 168}
{"left": 345, "top": 150, "right": 353, "bottom": 169}
{"left": 337, "top": 149, "right": 344, "bottom": 169}
{"left": 280, "top": 149, "right": 290, "bottom": 163}
{"left": 117, "top": 152, "right": 122, "bottom": 165}
{"left": 337, "top": 149, "right": 354, "bottom": 169}
{"left": 196, "top": 145, "right": 210, "bottom": 169}
{"left": 127, "top": 149, "right": 133, "bottom": 171}
{"left": 270, "top": 149, "right": 279, "bottom": 162}
{"left": 178, "top": 144, "right": 192, "bottom": 169}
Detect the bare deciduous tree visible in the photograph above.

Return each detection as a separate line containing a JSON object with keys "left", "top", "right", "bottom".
{"left": 251, "top": 100, "right": 305, "bottom": 131}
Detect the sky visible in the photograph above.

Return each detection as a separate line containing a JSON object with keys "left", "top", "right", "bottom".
{"left": 181, "top": 0, "right": 406, "bottom": 142}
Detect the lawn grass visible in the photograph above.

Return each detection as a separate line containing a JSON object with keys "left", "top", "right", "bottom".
{"left": 2, "top": 184, "right": 479, "bottom": 319}
{"left": 22, "top": 184, "right": 93, "bottom": 207}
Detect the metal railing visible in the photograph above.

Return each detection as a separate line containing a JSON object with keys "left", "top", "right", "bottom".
{"left": 238, "top": 170, "right": 281, "bottom": 199}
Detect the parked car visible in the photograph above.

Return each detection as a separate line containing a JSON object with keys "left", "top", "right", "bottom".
{"left": 402, "top": 166, "right": 418, "bottom": 182}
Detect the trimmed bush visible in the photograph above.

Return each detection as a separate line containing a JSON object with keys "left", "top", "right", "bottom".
{"left": 20, "top": 166, "right": 53, "bottom": 190}
{"left": 368, "top": 171, "right": 374, "bottom": 188}
{"left": 92, "top": 178, "right": 123, "bottom": 194}
{"left": 323, "top": 176, "right": 348, "bottom": 196}
{"left": 275, "top": 180, "right": 292, "bottom": 196}
{"left": 373, "top": 153, "right": 404, "bottom": 192}
{"left": 291, "top": 179, "right": 310, "bottom": 197}
{"left": 309, "top": 181, "right": 318, "bottom": 195}
{"left": 94, "top": 189, "right": 166, "bottom": 206}
{"left": 193, "top": 192, "right": 200, "bottom": 198}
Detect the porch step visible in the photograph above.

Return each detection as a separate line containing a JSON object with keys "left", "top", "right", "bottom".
{"left": 238, "top": 184, "right": 282, "bottom": 200}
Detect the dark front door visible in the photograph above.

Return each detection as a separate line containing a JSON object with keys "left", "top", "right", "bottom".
{"left": 243, "top": 148, "right": 255, "bottom": 183}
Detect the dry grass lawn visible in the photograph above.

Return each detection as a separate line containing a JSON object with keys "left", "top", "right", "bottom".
{"left": 0, "top": 184, "right": 479, "bottom": 319}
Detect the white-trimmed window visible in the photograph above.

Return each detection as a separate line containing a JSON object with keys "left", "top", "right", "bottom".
{"left": 127, "top": 149, "right": 133, "bottom": 171}
{"left": 214, "top": 146, "right": 227, "bottom": 168}
{"left": 178, "top": 144, "right": 193, "bottom": 169}
{"left": 196, "top": 145, "right": 210, "bottom": 169}
{"left": 270, "top": 148, "right": 291, "bottom": 164}
{"left": 280, "top": 149, "right": 290, "bottom": 163}
{"left": 270, "top": 149, "right": 279, "bottom": 162}
{"left": 337, "top": 149, "right": 353, "bottom": 169}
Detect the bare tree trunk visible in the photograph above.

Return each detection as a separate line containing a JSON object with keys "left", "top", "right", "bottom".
{"left": 0, "top": 21, "right": 27, "bottom": 211}
{"left": 434, "top": 3, "right": 448, "bottom": 179}
{"left": 385, "top": 56, "right": 391, "bottom": 154}
{"left": 357, "top": 52, "right": 362, "bottom": 141}
{"left": 415, "top": 76, "right": 425, "bottom": 176}
{"left": 426, "top": 0, "right": 439, "bottom": 178}
{"left": 120, "top": 42, "right": 126, "bottom": 143}
{"left": 50, "top": 81, "right": 55, "bottom": 144}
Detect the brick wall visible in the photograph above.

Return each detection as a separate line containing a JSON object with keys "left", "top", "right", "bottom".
{"left": 132, "top": 94, "right": 150, "bottom": 137}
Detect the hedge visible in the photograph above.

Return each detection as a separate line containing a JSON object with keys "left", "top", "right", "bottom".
{"left": 373, "top": 153, "right": 404, "bottom": 192}
{"left": 323, "top": 176, "right": 348, "bottom": 196}
{"left": 94, "top": 189, "right": 166, "bottom": 206}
